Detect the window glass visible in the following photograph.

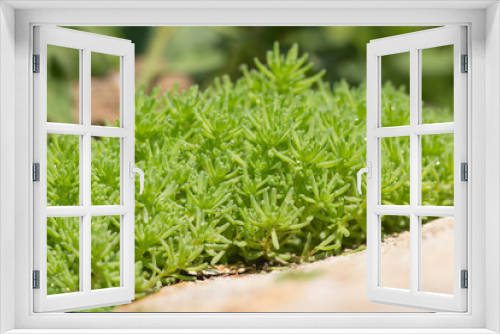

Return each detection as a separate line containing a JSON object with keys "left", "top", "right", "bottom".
{"left": 47, "top": 134, "right": 80, "bottom": 206}
{"left": 47, "top": 217, "right": 80, "bottom": 295}
{"left": 381, "top": 52, "right": 410, "bottom": 127}
{"left": 91, "top": 215, "right": 121, "bottom": 290}
{"left": 421, "top": 45, "right": 454, "bottom": 124}
{"left": 47, "top": 45, "right": 80, "bottom": 124}
{"left": 381, "top": 136, "right": 410, "bottom": 205}
{"left": 91, "top": 52, "right": 121, "bottom": 127}
{"left": 421, "top": 133, "right": 454, "bottom": 206}
{"left": 380, "top": 215, "right": 411, "bottom": 290}
{"left": 420, "top": 216, "right": 454, "bottom": 295}
{"left": 91, "top": 137, "right": 121, "bottom": 205}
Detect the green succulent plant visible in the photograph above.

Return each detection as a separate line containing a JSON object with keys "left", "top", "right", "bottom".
{"left": 46, "top": 42, "right": 454, "bottom": 305}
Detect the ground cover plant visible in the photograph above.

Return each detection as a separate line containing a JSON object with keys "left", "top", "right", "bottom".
{"left": 46, "top": 43, "right": 454, "bottom": 299}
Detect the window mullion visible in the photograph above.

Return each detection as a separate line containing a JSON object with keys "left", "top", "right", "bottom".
{"left": 77, "top": 48, "right": 84, "bottom": 294}
{"left": 409, "top": 48, "right": 421, "bottom": 294}
{"left": 82, "top": 47, "right": 92, "bottom": 294}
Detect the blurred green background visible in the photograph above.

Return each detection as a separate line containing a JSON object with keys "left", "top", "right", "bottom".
{"left": 48, "top": 26, "right": 453, "bottom": 124}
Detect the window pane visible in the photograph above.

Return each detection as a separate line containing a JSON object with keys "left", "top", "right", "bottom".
{"left": 381, "top": 52, "right": 410, "bottom": 127}
{"left": 91, "top": 52, "right": 121, "bottom": 127}
{"left": 91, "top": 215, "right": 121, "bottom": 290}
{"left": 380, "top": 215, "right": 410, "bottom": 290}
{"left": 420, "top": 216, "right": 454, "bottom": 295}
{"left": 47, "top": 134, "right": 80, "bottom": 206}
{"left": 91, "top": 137, "right": 121, "bottom": 205}
{"left": 421, "top": 45, "right": 454, "bottom": 124}
{"left": 47, "top": 45, "right": 80, "bottom": 124}
{"left": 421, "top": 133, "right": 454, "bottom": 206}
{"left": 47, "top": 217, "right": 80, "bottom": 295}
{"left": 381, "top": 136, "right": 410, "bottom": 205}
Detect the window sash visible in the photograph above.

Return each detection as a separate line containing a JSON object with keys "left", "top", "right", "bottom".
{"left": 32, "top": 25, "right": 135, "bottom": 313}
{"left": 366, "top": 26, "right": 468, "bottom": 312}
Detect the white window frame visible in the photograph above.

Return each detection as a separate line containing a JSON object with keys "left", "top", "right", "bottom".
{"left": 0, "top": 1, "right": 499, "bottom": 333}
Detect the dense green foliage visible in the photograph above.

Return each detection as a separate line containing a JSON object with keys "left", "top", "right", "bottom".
{"left": 46, "top": 43, "right": 453, "bottom": 298}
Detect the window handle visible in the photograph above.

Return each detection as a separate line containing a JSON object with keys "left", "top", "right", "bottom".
{"left": 357, "top": 162, "right": 372, "bottom": 195}
{"left": 129, "top": 162, "right": 144, "bottom": 194}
